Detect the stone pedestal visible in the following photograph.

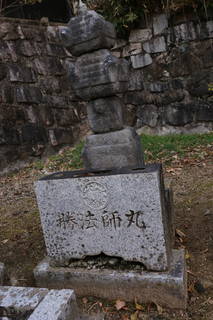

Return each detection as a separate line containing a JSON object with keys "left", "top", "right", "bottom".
{"left": 34, "top": 249, "right": 187, "bottom": 309}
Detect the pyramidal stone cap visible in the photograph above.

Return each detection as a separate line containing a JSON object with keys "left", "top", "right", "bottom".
{"left": 60, "top": 10, "right": 116, "bottom": 56}
{"left": 67, "top": 49, "right": 129, "bottom": 100}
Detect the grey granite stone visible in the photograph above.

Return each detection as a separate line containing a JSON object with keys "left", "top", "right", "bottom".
{"left": 28, "top": 289, "right": 79, "bottom": 320}
{"left": 67, "top": 49, "right": 129, "bottom": 100}
{"left": 0, "top": 286, "right": 48, "bottom": 317}
{"left": 0, "top": 287, "right": 79, "bottom": 320}
{"left": 60, "top": 10, "right": 116, "bottom": 56}
{"left": 153, "top": 14, "right": 168, "bottom": 35}
{"left": 129, "top": 29, "right": 152, "bottom": 43}
{"left": 143, "top": 36, "right": 166, "bottom": 53}
{"left": 131, "top": 53, "right": 152, "bottom": 69}
{"left": 35, "top": 164, "right": 170, "bottom": 271}
{"left": 0, "top": 262, "right": 5, "bottom": 285}
{"left": 87, "top": 96, "right": 124, "bottom": 133}
{"left": 82, "top": 127, "right": 145, "bottom": 171}
{"left": 34, "top": 249, "right": 187, "bottom": 309}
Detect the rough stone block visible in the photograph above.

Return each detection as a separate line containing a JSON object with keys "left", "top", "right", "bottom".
{"left": 68, "top": 49, "right": 129, "bottom": 100}
{"left": 0, "top": 262, "right": 5, "bottom": 285}
{"left": 48, "top": 129, "right": 74, "bottom": 147}
{"left": 87, "top": 96, "right": 124, "bottom": 133}
{"left": 174, "top": 23, "right": 197, "bottom": 42}
{"left": 153, "top": 14, "right": 168, "bottom": 35}
{"left": 28, "top": 290, "right": 79, "bottom": 320}
{"left": 137, "top": 104, "right": 158, "bottom": 128}
{"left": 0, "top": 287, "right": 79, "bottom": 320}
{"left": 129, "top": 28, "right": 152, "bottom": 43}
{"left": 0, "top": 287, "right": 48, "bottom": 317}
{"left": 9, "top": 64, "right": 37, "bottom": 83}
{"left": 131, "top": 53, "right": 152, "bottom": 69}
{"left": 60, "top": 10, "right": 116, "bottom": 56}
{"left": 122, "top": 43, "right": 142, "bottom": 57}
{"left": 16, "top": 86, "right": 42, "bottom": 104}
{"left": 34, "top": 164, "right": 171, "bottom": 271}
{"left": 34, "top": 249, "right": 187, "bottom": 309}
{"left": 143, "top": 36, "right": 166, "bottom": 53}
{"left": 82, "top": 127, "right": 144, "bottom": 170}
{"left": 165, "top": 103, "right": 193, "bottom": 126}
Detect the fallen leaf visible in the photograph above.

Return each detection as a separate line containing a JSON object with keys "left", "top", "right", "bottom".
{"left": 155, "top": 303, "right": 163, "bottom": 314}
{"left": 176, "top": 229, "right": 186, "bottom": 238}
{"left": 2, "top": 239, "right": 9, "bottom": 244}
{"left": 135, "top": 302, "right": 144, "bottom": 311}
{"left": 115, "top": 300, "right": 126, "bottom": 311}
{"left": 130, "top": 311, "right": 138, "bottom": 320}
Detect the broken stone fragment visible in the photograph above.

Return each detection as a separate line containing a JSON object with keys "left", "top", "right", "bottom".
{"left": 82, "top": 127, "right": 144, "bottom": 170}
{"left": 67, "top": 49, "right": 129, "bottom": 100}
{"left": 59, "top": 10, "right": 116, "bottom": 56}
{"left": 87, "top": 96, "right": 124, "bottom": 133}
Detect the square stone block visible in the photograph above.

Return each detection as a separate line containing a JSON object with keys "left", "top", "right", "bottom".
{"left": 35, "top": 164, "right": 171, "bottom": 271}
{"left": 60, "top": 10, "right": 116, "bottom": 56}
{"left": 67, "top": 49, "right": 129, "bottom": 100}
{"left": 82, "top": 127, "right": 144, "bottom": 170}
{"left": 87, "top": 96, "right": 124, "bottom": 133}
{"left": 34, "top": 249, "right": 187, "bottom": 309}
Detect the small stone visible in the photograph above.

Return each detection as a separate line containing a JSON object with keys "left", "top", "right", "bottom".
{"left": 153, "top": 14, "right": 168, "bottom": 35}
{"left": 131, "top": 53, "right": 152, "bottom": 69}
{"left": 108, "top": 258, "right": 119, "bottom": 266}
{"left": 194, "top": 280, "right": 205, "bottom": 294}
{"left": 143, "top": 37, "right": 166, "bottom": 53}
{"left": 129, "top": 28, "right": 152, "bottom": 43}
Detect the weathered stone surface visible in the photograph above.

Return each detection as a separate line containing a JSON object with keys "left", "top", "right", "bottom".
{"left": 165, "top": 103, "right": 193, "bottom": 126}
{"left": 87, "top": 97, "right": 124, "bottom": 133}
{"left": 60, "top": 10, "right": 116, "bottom": 56}
{"left": 127, "top": 69, "right": 144, "bottom": 91}
{"left": 0, "top": 287, "right": 79, "bottom": 320}
{"left": 16, "top": 86, "right": 42, "bottom": 104}
{"left": 0, "top": 287, "right": 48, "bottom": 317}
{"left": 174, "top": 23, "right": 198, "bottom": 42}
{"left": 48, "top": 129, "right": 74, "bottom": 147}
{"left": 21, "top": 124, "right": 47, "bottom": 144}
{"left": 137, "top": 104, "right": 159, "bottom": 127}
{"left": 83, "top": 127, "right": 144, "bottom": 170}
{"left": 143, "top": 36, "right": 166, "bottom": 53}
{"left": 194, "top": 102, "right": 213, "bottom": 121}
{"left": 9, "top": 64, "right": 37, "bottom": 83}
{"left": 28, "top": 290, "right": 79, "bottom": 320}
{"left": 129, "top": 29, "right": 152, "bottom": 43}
{"left": 35, "top": 164, "right": 171, "bottom": 271}
{"left": 131, "top": 53, "right": 152, "bottom": 69}
{"left": 153, "top": 14, "right": 168, "bottom": 35}
{"left": 34, "top": 249, "right": 187, "bottom": 309}
{"left": 0, "top": 262, "right": 5, "bottom": 285}
{"left": 68, "top": 49, "right": 129, "bottom": 100}
{"left": 122, "top": 43, "right": 142, "bottom": 57}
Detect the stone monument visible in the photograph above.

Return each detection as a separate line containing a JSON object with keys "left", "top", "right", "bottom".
{"left": 34, "top": 3, "right": 187, "bottom": 309}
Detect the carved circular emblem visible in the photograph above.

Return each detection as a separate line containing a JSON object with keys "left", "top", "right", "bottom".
{"left": 82, "top": 182, "right": 108, "bottom": 210}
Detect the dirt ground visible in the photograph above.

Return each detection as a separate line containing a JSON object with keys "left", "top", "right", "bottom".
{"left": 0, "top": 157, "right": 212, "bottom": 319}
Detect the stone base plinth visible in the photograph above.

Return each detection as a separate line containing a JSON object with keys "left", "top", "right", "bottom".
{"left": 34, "top": 249, "right": 187, "bottom": 309}
{"left": 0, "top": 262, "right": 5, "bottom": 285}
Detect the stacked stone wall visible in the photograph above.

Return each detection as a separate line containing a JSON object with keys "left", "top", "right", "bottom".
{"left": 0, "top": 17, "right": 85, "bottom": 172}
{"left": 0, "top": 14, "right": 212, "bottom": 171}
{"left": 111, "top": 14, "right": 213, "bottom": 134}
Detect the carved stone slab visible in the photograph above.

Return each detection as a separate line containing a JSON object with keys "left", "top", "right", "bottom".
{"left": 87, "top": 96, "right": 124, "bottom": 133}
{"left": 82, "top": 127, "right": 144, "bottom": 170}
{"left": 67, "top": 49, "right": 129, "bottom": 100}
{"left": 35, "top": 164, "right": 171, "bottom": 271}
{"left": 60, "top": 10, "right": 116, "bottom": 56}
